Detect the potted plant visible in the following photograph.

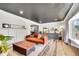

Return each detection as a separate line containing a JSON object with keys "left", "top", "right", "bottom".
{"left": 0, "top": 34, "right": 12, "bottom": 56}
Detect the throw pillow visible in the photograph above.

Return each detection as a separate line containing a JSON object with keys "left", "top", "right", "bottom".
{"left": 38, "top": 34, "right": 41, "bottom": 39}
{"left": 34, "top": 33, "right": 38, "bottom": 38}
{"left": 31, "top": 35, "right": 34, "bottom": 38}
{"left": 40, "top": 36, "right": 44, "bottom": 40}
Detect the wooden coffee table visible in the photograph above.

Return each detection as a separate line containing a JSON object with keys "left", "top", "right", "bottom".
{"left": 13, "top": 41, "right": 35, "bottom": 56}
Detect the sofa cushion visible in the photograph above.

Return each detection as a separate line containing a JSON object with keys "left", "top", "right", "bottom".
{"left": 26, "top": 37, "right": 44, "bottom": 44}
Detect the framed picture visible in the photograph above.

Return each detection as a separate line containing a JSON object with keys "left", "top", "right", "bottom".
{"left": 43, "top": 27, "right": 49, "bottom": 33}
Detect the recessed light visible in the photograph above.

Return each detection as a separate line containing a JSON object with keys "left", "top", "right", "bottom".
{"left": 54, "top": 19, "right": 58, "bottom": 21}
{"left": 20, "top": 10, "right": 24, "bottom": 14}
{"left": 39, "top": 21, "right": 42, "bottom": 23}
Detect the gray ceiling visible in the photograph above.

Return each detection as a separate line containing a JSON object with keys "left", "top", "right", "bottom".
{"left": 0, "top": 3, "right": 72, "bottom": 23}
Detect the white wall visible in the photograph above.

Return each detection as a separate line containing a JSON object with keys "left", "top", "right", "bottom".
{"left": 39, "top": 21, "right": 64, "bottom": 33}
{"left": 0, "top": 9, "right": 39, "bottom": 45}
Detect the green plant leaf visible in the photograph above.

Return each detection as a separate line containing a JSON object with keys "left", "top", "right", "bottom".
{"left": 1, "top": 46, "right": 8, "bottom": 53}
{"left": 0, "top": 35, "right": 13, "bottom": 53}
{"left": 4, "top": 36, "right": 13, "bottom": 41}
{"left": 0, "top": 35, "right": 4, "bottom": 41}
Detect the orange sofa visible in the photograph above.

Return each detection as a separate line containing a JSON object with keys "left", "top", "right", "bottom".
{"left": 25, "top": 34, "right": 48, "bottom": 44}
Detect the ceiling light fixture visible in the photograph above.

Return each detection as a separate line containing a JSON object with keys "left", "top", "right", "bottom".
{"left": 54, "top": 18, "right": 58, "bottom": 21}
{"left": 20, "top": 10, "right": 24, "bottom": 14}
{"left": 39, "top": 21, "right": 42, "bottom": 23}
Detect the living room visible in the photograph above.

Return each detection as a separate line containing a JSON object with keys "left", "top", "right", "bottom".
{"left": 0, "top": 3, "right": 79, "bottom": 56}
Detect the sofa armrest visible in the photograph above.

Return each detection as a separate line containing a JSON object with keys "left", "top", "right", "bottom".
{"left": 43, "top": 36, "right": 48, "bottom": 44}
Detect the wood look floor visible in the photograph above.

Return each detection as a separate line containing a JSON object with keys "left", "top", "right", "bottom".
{"left": 39, "top": 40, "right": 79, "bottom": 56}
